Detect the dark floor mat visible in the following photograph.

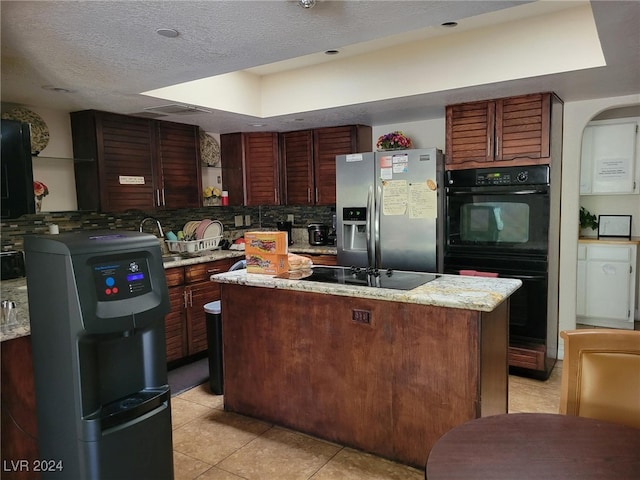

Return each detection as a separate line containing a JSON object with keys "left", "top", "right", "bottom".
{"left": 168, "top": 357, "right": 209, "bottom": 397}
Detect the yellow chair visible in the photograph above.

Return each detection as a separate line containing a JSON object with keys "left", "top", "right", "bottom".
{"left": 559, "top": 329, "right": 640, "bottom": 428}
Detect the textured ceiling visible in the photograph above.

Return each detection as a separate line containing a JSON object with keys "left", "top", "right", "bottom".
{"left": 1, "top": 1, "right": 639, "bottom": 134}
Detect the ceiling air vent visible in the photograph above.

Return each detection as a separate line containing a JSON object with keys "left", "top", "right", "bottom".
{"left": 143, "top": 104, "right": 211, "bottom": 115}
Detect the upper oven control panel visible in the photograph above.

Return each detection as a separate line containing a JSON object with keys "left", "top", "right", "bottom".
{"left": 447, "top": 165, "right": 550, "bottom": 187}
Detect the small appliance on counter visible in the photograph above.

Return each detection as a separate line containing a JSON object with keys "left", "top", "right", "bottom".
{"left": 277, "top": 221, "right": 294, "bottom": 245}
{"left": 1, "top": 250, "right": 25, "bottom": 280}
{"left": 308, "top": 223, "right": 329, "bottom": 246}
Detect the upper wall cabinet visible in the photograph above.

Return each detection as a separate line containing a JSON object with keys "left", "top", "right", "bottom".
{"left": 446, "top": 92, "right": 563, "bottom": 170}
{"left": 580, "top": 120, "right": 639, "bottom": 195}
{"left": 281, "top": 125, "right": 372, "bottom": 206}
{"left": 222, "top": 125, "right": 371, "bottom": 207}
{"left": 71, "top": 110, "right": 202, "bottom": 212}
{"left": 220, "top": 132, "right": 280, "bottom": 206}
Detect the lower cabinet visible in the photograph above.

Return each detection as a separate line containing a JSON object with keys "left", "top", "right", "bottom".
{"left": 577, "top": 242, "right": 638, "bottom": 329}
{"left": 164, "top": 258, "right": 234, "bottom": 362}
{"left": 1, "top": 335, "right": 39, "bottom": 480}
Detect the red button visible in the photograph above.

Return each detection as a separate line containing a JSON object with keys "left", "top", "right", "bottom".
{"left": 105, "top": 288, "right": 112, "bottom": 295}
{"left": 112, "top": 287, "right": 119, "bottom": 294}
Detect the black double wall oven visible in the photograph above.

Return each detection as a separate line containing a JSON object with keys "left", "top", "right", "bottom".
{"left": 444, "top": 165, "right": 557, "bottom": 379}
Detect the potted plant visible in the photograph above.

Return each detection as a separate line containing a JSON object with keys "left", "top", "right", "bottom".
{"left": 579, "top": 207, "right": 598, "bottom": 236}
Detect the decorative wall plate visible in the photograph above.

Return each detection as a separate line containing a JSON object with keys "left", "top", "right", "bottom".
{"left": 200, "top": 131, "right": 221, "bottom": 167}
{"left": 1, "top": 107, "right": 50, "bottom": 155}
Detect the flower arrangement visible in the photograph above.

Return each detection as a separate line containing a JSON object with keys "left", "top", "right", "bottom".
{"left": 203, "top": 186, "right": 222, "bottom": 206}
{"left": 33, "top": 180, "right": 49, "bottom": 213}
{"left": 376, "top": 131, "right": 412, "bottom": 151}
{"left": 34, "top": 180, "right": 49, "bottom": 200}
{"left": 203, "top": 186, "right": 222, "bottom": 199}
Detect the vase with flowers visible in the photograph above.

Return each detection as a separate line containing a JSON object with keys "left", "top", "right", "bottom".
{"left": 376, "top": 131, "right": 412, "bottom": 151}
{"left": 33, "top": 180, "right": 49, "bottom": 213}
{"left": 203, "top": 186, "right": 222, "bottom": 206}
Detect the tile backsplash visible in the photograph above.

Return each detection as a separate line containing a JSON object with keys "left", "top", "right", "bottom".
{"left": 0, "top": 205, "right": 335, "bottom": 252}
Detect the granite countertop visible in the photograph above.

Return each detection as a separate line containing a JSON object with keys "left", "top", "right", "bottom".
{"left": 1, "top": 246, "right": 338, "bottom": 342}
{"left": 160, "top": 249, "right": 245, "bottom": 267}
{"left": 211, "top": 270, "right": 521, "bottom": 313}
{"left": 1, "top": 277, "right": 30, "bottom": 342}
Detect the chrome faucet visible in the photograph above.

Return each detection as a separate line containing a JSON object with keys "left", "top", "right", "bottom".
{"left": 139, "top": 217, "right": 164, "bottom": 238}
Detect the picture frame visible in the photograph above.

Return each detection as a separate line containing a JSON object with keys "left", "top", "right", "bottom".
{"left": 597, "top": 215, "right": 632, "bottom": 239}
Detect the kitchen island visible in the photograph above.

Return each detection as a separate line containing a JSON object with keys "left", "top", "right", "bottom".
{"left": 211, "top": 270, "right": 520, "bottom": 468}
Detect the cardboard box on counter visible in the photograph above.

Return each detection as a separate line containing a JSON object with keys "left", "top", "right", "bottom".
{"left": 244, "top": 231, "right": 288, "bottom": 255}
{"left": 245, "top": 253, "right": 289, "bottom": 275}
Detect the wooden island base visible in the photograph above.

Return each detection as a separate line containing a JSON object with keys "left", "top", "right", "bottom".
{"left": 220, "top": 284, "right": 508, "bottom": 468}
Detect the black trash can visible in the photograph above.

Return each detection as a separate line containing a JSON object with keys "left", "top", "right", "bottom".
{"left": 204, "top": 300, "right": 223, "bottom": 394}
{"left": 204, "top": 258, "right": 245, "bottom": 395}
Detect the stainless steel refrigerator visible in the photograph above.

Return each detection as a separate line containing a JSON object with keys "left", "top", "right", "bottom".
{"left": 336, "top": 148, "right": 444, "bottom": 273}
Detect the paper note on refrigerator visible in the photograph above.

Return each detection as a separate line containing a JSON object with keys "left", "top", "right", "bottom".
{"left": 382, "top": 180, "right": 408, "bottom": 215}
{"left": 408, "top": 182, "right": 437, "bottom": 219}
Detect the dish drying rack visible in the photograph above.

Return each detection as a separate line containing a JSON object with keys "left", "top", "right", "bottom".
{"left": 165, "top": 236, "right": 222, "bottom": 254}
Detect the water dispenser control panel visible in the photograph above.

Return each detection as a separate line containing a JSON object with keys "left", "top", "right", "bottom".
{"left": 92, "top": 256, "right": 152, "bottom": 302}
{"left": 343, "top": 207, "right": 367, "bottom": 222}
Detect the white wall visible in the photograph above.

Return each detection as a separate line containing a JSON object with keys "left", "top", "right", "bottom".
{"left": 372, "top": 118, "right": 446, "bottom": 152}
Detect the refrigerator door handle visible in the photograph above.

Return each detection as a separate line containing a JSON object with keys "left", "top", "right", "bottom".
{"left": 366, "top": 185, "right": 374, "bottom": 269}
{"left": 375, "top": 184, "right": 382, "bottom": 269}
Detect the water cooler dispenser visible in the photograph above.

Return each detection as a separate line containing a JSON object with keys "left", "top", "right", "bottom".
{"left": 24, "top": 231, "right": 174, "bottom": 479}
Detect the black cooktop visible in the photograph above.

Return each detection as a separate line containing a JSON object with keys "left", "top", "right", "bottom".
{"left": 300, "top": 266, "right": 438, "bottom": 290}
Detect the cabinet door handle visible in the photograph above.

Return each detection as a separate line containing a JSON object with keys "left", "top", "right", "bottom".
{"left": 207, "top": 268, "right": 222, "bottom": 274}
{"left": 156, "top": 189, "right": 161, "bottom": 207}
{"left": 161, "top": 188, "right": 166, "bottom": 206}
{"left": 315, "top": 188, "right": 318, "bottom": 203}
{"left": 274, "top": 189, "right": 278, "bottom": 203}
{"left": 307, "top": 188, "right": 311, "bottom": 203}
{"left": 188, "top": 289, "right": 193, "bottom": 307}
{"left": 183, "top": 290, "right": 188, "bottom": 309}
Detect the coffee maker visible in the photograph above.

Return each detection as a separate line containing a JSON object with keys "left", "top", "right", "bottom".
{"left": 277, "top": 221, "right": 294, "bottom": 245}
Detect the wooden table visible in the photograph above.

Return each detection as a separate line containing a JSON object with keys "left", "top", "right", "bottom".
{"left": 426, "top": 413, "right": 640, "bottom": 480}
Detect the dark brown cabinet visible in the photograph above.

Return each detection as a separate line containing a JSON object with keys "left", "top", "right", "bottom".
{"left": 1, "top": 335, "right": 39, "bottom": 480}
{"left": 446, "top": 92, "right": 562, "bottom": 170}
{"left": 281, "top": 125, "right": 372, "bottom": 206}
{"left": 222, "top": 126, "right": 371, "bottom": 206}
{"left": 164, "top": 258, "right": 233, "bottom": 363}
{"left": 71, "top": 110, "right": 202, "bottom": 212}
{"left": 280, "top": 130, "right": 314, "bottom": 205}
{"left": 220, "top": 132, "right": 279, "bottom": 206}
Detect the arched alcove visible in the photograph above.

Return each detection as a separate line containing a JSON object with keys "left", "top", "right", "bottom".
{"left": 557, "top": 95, "right": 640, "bottom": 359}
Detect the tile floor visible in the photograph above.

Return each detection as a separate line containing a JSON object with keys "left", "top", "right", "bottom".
{"left": 171, "top": 362, "right": 563, "bottom": 480}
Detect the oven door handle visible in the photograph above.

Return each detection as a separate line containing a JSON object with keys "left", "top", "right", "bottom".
{"left": 500, "top": 273, "right": 546, "bottom": 281}
{"left": 447, "top": 188, "right": 549, "bottom": 195}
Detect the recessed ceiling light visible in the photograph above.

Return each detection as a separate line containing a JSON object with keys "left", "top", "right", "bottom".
{"left": 325, "top": 50, "right": 339, "bottom": 55}
{"left": 249, "top": 123, "right": 266, "bottom": 127}
{"left": 441, "top": 21, "right": 458, "bottom": 28}
{"left": 298, "top": 0, "right": 316, "bottom": 8}
{"left": 156, "top": 28, "right": 179, "bottom": 38}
